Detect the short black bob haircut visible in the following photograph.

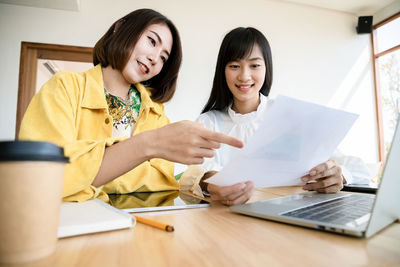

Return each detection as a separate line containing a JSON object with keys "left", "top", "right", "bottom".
{"left": 93, "top": 9, "right": 182, "bottom": 103}
{"left": 202, "top": 27, "right": 273, "bottom": 113}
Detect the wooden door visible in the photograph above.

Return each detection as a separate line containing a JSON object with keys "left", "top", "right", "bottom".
{"left": 16, "top": 42, "right": 93, "bottom": 138}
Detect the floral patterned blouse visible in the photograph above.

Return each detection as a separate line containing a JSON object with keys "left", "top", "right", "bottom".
{"left": 105, "top": 85, "right": 141, "bottom": 138}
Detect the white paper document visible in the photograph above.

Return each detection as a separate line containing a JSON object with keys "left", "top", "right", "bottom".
{"left": 204, "top": 95, "right": 358, "bottom": 188}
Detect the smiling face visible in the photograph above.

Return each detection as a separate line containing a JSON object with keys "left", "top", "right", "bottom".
{"left": 224, "top": 44, "right": 266, "bottom": 112}
{"left": 122, "top": 23, "right": 173, "bottom": 84}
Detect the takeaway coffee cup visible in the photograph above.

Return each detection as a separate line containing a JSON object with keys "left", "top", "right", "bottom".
{"left": 0, "top": 141, "right": 69, "bottom": 264}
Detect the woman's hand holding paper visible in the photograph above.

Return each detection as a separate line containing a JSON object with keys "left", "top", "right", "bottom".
{"left": 301, "top": 160, "right": 344, "bottom": 193}
{"left": 208, "top": 181, "right": 254, "bottom": 206}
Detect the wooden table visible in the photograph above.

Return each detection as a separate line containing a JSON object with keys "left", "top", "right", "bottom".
{"left": 4, "top": 187, "right": 400, "bottom": 267}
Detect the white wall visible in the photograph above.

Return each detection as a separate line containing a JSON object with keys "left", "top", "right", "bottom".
{"left": 0, "top": 0, "right": 389, "bottom": 163}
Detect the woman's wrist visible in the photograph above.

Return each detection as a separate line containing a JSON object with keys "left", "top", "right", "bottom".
{"left": 129, "top": 130, "right": 156, "bottom": 161}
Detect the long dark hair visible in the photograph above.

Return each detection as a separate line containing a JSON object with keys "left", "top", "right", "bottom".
{"left": 202, "top": 27, "right": 272, "bottom": 113}
{"left": 93, "top": 8, "right": 182, "bottom": 103}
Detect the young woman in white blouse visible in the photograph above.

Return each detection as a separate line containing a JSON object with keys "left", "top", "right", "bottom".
{"left": 194, "top": 27, "right": 370, "bottom": 206}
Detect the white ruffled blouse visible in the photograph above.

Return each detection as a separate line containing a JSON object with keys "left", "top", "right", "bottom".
{"left": 196, "top": 94, "right": 371, "bottom": 184}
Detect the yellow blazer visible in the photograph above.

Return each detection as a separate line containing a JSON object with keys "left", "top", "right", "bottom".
{"left": 19, "top": 65, "right": 179, "bottom": 202}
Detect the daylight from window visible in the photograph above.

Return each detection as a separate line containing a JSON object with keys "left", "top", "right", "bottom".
{"left": 376, "top": 16, "right": 400, "bottom": 157}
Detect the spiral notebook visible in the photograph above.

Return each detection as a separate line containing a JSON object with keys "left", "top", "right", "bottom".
{"left": 58, "top": 199, "right": 135, "bottom": 238}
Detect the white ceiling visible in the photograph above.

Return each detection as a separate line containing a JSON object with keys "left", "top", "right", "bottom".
{"left": 0, "top": 0, "right": 396, "bottom": 15}
{"left": 276, "top": 0, "right": 398, "bottom": 15}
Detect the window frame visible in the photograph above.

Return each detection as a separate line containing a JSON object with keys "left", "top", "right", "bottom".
{"left": 370, "top": 12, "right": 400, "bottom": 162}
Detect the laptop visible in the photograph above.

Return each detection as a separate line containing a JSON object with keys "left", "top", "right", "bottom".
{"left": 230, "top": 116, "right": 400, "bottom": 238}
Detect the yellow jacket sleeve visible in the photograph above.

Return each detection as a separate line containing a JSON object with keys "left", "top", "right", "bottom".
{"left": 19, "top": 71, "right": 120, "bottom": 202}
{"left": 19, "top": 66, "right": 179, "bottom": 202}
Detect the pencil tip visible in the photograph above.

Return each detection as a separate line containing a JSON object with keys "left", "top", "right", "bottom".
{"left": 166, "top": 225, "right": 174, "bottom": 232}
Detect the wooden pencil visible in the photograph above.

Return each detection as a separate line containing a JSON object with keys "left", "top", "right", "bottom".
{"left": 133, "top": 215, "right": 174, "bottom": 232}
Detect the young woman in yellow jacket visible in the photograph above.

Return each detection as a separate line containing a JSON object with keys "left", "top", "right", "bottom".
{"left": 19, "top": 9, "right": 242, "bottom": 202}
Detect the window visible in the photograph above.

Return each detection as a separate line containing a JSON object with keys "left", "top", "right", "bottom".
{"left": 371, "top": 12, "right": 400, "bottom": 162}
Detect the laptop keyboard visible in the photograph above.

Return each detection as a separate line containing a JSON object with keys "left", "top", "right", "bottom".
{"left": 281, "top": 194, "right": 375, "bottom": 225}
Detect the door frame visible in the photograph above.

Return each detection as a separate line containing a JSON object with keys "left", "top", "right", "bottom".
{"left": 16, "top": 42, "right": 93, "bottom": 138}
